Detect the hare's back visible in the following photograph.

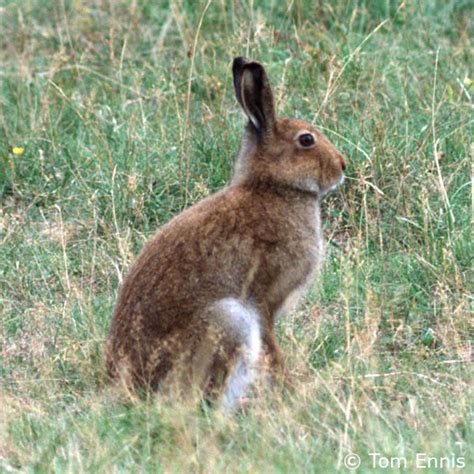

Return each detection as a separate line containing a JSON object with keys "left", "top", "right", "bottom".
{"left": 111, "top": 187, "right": 271, "bottom": 331}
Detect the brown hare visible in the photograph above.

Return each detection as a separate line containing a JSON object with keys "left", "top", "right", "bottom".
{"left": 105, "top": 57, "right": 346, "bottom": 413}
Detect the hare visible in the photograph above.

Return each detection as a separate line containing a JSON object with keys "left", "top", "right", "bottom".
{"left": 105, "top": 57, "right": 346, "bottom": 412}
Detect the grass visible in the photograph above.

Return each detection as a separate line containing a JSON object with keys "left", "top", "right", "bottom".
{"left": 0, "top": 0, "right": 472, "bottom": 472}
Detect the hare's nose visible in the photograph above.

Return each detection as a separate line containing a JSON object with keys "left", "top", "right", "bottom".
{"left": 338, "top": 154, "right": 346, "bottom": 171}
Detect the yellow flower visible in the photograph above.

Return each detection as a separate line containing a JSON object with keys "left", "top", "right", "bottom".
{"left": 12, "top": 146, "right": 24, "bottom": 156}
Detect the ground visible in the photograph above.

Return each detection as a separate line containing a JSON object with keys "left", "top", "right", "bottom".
{"left": 0, "top": 0, "right": 472, "bottom": 472}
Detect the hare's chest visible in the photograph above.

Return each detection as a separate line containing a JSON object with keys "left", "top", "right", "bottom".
{"left": 309, "top": 204, "right": 325, "bottom": 270}
{"left": 274, "top": 210, "right": 325, "bottom": 317}
{"left": 275, "top": 246, "right": 322, "bottom": 317}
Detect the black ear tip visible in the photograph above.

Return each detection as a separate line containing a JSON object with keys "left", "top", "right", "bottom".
{"left": 233, "top": 58, "right": 267, "bottom": 82}
{"left": 233, "top": 57, "right": 249, "bottom": 74}
{"left": 244, "top": 61, "right": 264, "bottom": 75}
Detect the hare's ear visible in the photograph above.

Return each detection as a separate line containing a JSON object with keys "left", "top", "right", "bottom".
{"left": 233, "top": 57, "right": 276, "bottom": 136}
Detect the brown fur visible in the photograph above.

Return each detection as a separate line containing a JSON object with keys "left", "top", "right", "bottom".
{"left": 105, "top": 57, "right": 345, "bottom": 407}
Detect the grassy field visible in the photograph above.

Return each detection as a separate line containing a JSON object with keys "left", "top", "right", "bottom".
{"left": 1, "top": 0, "right": 472, "bottom": 472}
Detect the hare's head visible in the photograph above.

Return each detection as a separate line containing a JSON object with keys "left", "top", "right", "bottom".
{"left": 232, "top": 57, "right": 346, "bottom": 196}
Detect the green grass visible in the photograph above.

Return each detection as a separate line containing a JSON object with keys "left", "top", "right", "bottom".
{"left": 1, "top": 0, "right": 472, "bottom": 472}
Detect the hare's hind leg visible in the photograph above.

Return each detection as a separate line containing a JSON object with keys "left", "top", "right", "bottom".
{"left": 197, "top": 298, "right": 262, "bottom": 414}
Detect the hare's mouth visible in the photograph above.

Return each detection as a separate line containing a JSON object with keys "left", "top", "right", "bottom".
{"left": 326, "top": 173, "right": 345, "bottom": 194}
{"left": 295, "top": 173, "right": 344, "bottom": 197}
{"left": 335, "top": 173, "right": 345, "bottom": 188}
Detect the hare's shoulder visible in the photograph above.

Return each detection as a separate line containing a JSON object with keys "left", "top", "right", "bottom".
{"left": 152, "top": 185, "right": 263, "bottom": 240}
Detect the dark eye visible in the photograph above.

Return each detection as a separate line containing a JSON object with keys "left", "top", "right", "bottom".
{"left": 298, "top": 133, "right": 315, "bottom": 148}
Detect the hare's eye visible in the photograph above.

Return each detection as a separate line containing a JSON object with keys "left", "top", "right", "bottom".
{"left": 298, "top": 133, "right": 315, "bottom": 148}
